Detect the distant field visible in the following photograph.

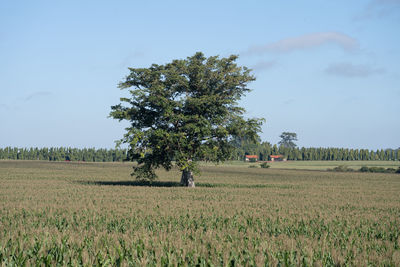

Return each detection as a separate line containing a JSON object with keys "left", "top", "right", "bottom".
{"left": 243, "top": 160, "right": 400, "bottom": 170}
{"left": 202, "top": 160, "right": 400, "bottom": 171}
{"left": 0, "top": 160, "right": 399, "bottom": 265}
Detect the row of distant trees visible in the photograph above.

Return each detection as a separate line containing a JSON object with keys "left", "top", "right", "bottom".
{"left": 231, "top": 138, "right": 400, "bottom": 161}
{"left": 0, "top": 147, "right": 127, "bottom": 162}
{"left": 0, "top": 145, "right": 399, "bottom": 162}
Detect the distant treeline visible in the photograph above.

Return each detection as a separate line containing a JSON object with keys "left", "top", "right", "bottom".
{"left": 231, "top": 141, "right": 400, "bottom": 161}
{"left": 0, "top": 147, "right": 127, "bottom": 162}
{"left": 0, "top": 145, "right": 399, "bottom": 162}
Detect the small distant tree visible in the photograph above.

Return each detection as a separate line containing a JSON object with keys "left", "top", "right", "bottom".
{"left": 271, "top": 144, "right": 278, "bottom": 155}
{"left": 278, "top": 132, "right": 298, "bottom": 149}
{"left": 110, "top": 52, "right": 264, "bottom": 187}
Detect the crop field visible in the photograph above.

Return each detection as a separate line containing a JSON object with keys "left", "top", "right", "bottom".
{"left": 215, "top": 160, "right": 400, "bottom": 171}
{"left": 1, "top": 160, "right": 400, "bottom": 266}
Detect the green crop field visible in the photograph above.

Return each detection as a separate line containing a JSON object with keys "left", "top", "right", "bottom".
{"left": 1, "top": 160, "right": 400, "bottom": 266}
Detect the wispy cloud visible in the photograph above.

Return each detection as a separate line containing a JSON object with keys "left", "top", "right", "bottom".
{"left": 119, "top": 50, "right": 146, "bottom": 69}
{"left": 251, "top": 60, "right": 277, "bottom": 72}
{"left": 0, "top": 103, "right": 10, "bottom": 110}
{"left": 325, "top": 62, "right": 385, "bottom": 78}
{"left": 355, "top": 0, "right": 400, "bottom": 20}
{"left": 24, "top": 91, "right": 52, "bottom": 101}
{"left": 282, "top": 99, "right": 295, "bottom": 105}
{"left": 245, "top": 32, "right": 359, "bottom": 55}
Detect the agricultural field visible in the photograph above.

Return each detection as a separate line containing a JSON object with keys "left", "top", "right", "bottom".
{"left": 215, "top": 160, "right": 400, "bottom": 171}
{"left": 1, "top": 160, "right": 400, "bottom": 266}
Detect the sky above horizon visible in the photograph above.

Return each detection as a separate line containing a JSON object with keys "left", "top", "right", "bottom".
{"left": 1, "top": 1, "right": 399, "bottom": 150}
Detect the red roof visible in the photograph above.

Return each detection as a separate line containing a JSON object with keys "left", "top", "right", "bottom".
{"left": 270, "top": 155, "right": 284, "bottom": 158}
{"left": 245, "top": 155, "right": 258, "bottom": 158}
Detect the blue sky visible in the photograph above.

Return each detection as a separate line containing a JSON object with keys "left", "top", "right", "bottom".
{"left": 1, "top": 0, "right": 399, "bottom": 150}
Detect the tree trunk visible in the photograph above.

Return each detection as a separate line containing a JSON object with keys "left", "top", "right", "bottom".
{"left": 180, "top": 168, "right": 195, "bottom": 187}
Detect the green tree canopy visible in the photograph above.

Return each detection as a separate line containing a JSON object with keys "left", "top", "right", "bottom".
{"left": 278, "top": 132, "right": 298, "bottom": 149}
{"left": 110, "top": 52, "right": 264, "bottom": 186}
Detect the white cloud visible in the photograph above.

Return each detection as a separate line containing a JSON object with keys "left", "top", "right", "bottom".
{"left": 325, "top": 62, "right": 385, "bottom": 77}
{"left": 251, "top": 60, "right": 277, "bottom": 72}
{"left": 245, "top": 32, "right": 359, "bottom": 55}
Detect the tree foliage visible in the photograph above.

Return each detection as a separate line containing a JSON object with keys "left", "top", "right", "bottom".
{"left": 110, "top": 52, "right": 264, "bottom": 181}
{"left": 278, "top": 132, "right": 298, "bottom": 149}
{"left": 232, "top": 141, "right": 400, "bottom": 162}
{"left": 0, "top": 146, "right": 398, "bottom": 162}
{"left": 0, "top": 147, "right": 127, "bottom": 162}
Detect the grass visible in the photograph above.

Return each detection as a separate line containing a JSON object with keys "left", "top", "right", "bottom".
{"left": 0, "top": 160, "right": 400, "bottom": 266}
{"left": 216, "top": 160, "right": 400, "bottom": 170}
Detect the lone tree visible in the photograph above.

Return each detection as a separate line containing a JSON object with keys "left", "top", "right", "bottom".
{"left": 278, "top": 132, "right": 298, "bottom": 148}
{"left": 110, "top": 52, "right": 264, "bottom": 187}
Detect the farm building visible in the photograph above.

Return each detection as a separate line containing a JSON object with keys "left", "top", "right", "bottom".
{"left": 269, "top": 155, "right": 286, "bottom": 161}
{"left": 245, "top": 155, "right": 258, "bottom": 162}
